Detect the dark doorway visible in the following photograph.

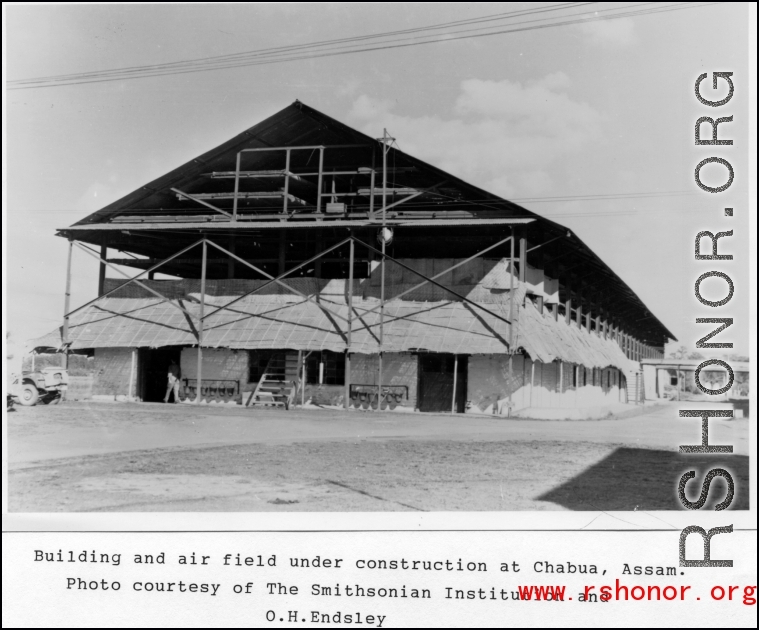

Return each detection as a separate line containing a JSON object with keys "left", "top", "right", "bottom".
{"left": 418, "top": 354, "right": 467, "bottom": 413}
{"left": 139, "top": 346, "right": 183, "bottom": 402}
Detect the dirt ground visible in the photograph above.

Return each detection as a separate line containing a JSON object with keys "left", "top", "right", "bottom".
{"left": 6, "top": 401, "right": 749, "bottom": 512}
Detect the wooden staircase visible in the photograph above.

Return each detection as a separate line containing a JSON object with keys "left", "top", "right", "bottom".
{"left": 246, "top": 352, "right": 300, "bottom": 409}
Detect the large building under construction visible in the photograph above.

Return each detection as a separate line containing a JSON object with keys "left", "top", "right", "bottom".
{"left": 50, "top": 101, "right": 673, "bottom": 416}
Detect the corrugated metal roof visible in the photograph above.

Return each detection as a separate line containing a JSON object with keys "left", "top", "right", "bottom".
{"left": 27, "top": 327, "right": 65, "bottom": 352}
{"left": 53, "top": 101, "right": 675, "bottom": 346}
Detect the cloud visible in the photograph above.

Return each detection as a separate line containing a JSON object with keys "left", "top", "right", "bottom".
{"left": 576, "top": 17, "right": 635, "bottom": 46}
{"left": 347, "top": 74, "right": 602, "bottom": 198}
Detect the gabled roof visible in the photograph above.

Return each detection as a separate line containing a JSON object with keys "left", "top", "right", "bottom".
{"left": 68, "top": 100, "right": 535, "bottom": 226}
{"left": 57, "top": 101, "right": 675, "bottom": 345}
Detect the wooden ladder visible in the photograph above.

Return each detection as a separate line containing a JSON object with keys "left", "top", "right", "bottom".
{"left": 246, "top": 352, "right": 300, "bottom": 410}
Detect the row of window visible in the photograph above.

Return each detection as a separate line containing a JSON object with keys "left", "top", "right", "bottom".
{"left": 571, "top": 366, "right": 620, "bottom": 389}
{"left": 248, "top": 352, "right": 623, "bottom": 390}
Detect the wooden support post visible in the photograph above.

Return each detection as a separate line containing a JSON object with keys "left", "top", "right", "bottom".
{"left": 559, "top": 360, "right": 563, "bottom": 395}
{"left": 62, "top": 239, "right": 74, "bottom": 368}
{"left": 518, "top": 237, "right": 527, "bottom": 283}
{"left": 507, "top": 228, "right": 516, "bottom": 415}
{"left": 98, "top": 243, "right": 107, "bottom": 296}
{"left": 344, "top": 235, "right": 354, "bottom": 410}
{"left": 369, "top": 149, "right": 376, "bottom": 220}
{"left": 278, "top": 230, "right": 286, "bottom": 276}
{"left": 552, "top": 303, "right": 558, "bottom": 321}
{"left": 298, "top": 350, "right": 303, "bottom": 406}
{"left": 316, "top": 147, "right": 324, "bottom": 215}
{"left": 595, "top": 315, "right": 602, "bottom": 336}
{"left": 377, "top": 132, "right": 389, "bottom": 412}
{"left": 575, "top": 282, "right": 583, "bottom": 329}
{"left": 302, "top": 352, "right": 306, "bottom": 407}
{"left": 283, "top": 149, "right": 291, "bottom": 215}
{"left": 564, "top": 282, "right": 572, "bottom": 326}
{"left": 196, "top": 240, "right": 207, "bottom": 404}
{"left": 232, "top": 152, "right": 241, "bottom": 220}
{"left": 451, "top": 355, "right": 458, "bottom": 414}
{"left": 128, "top": 348, "right": 136, "bottom": 400}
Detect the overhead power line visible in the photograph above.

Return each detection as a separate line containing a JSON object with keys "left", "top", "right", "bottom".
{"left": 9, "top": 2, "right": 717, "bottom": 89}
{"left": 10, "top": 2, "right": 591, "bottom": 85}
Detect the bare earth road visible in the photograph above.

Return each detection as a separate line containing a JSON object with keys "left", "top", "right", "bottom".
{"left": 6, "top": 401, "right": 749, "bottom": 512}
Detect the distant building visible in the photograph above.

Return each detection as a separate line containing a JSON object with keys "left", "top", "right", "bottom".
{"left": 641, "top": 358, "right": 749, "bottom": 417}
{"left": 46, "top": 102, "right": 673, "bottom": 415}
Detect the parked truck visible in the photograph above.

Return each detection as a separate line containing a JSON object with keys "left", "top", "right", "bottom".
{"left": 9, "top": 367, "right": 68, "bottom": 406}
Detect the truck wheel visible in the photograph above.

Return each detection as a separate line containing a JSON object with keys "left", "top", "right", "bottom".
{"left": 20, "top": 384, "right": 39, "bottom": 406}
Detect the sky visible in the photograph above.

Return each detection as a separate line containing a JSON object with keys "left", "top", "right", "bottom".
{"left": 3, "top": 2, "right": 752, "bottom": 362}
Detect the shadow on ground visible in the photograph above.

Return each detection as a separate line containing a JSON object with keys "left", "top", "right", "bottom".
{"left": 537, "top": 447, "right": 749, "bottom": 510}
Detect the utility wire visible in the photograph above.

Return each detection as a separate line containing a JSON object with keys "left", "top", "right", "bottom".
{"left": 10, "top": 2, "right": 591, "bottom": 85}
{"left": 9, "top": 2, "right": 716, "bottom": 89}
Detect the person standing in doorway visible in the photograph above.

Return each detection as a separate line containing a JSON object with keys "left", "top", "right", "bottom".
{"left": 164, "top": 359, "right": 181, "bottom": 403}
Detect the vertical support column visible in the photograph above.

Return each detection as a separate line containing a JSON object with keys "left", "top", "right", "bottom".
{"left": 377, "top": 130, "right": 389, "bottom": 411}
{"left": 62, "top": 239, "right": 74, "bottom": 369}
{"left": 195, "top": 239, "right": 207, "bottom": 405}
{"left": 507, "top": 227, "right": 516, "bottom": 415}
{"left": 302, "top": 352, "right": 306, "bottom": 407}
{"left": 564, "top": 279, "right": 572, "bottom": 326}
{"left": 369, "top": 170, "right": 376, "bottom": 220}
{"left": 595, "top": 315, "right": 602, "bottom": 336}
{"left": 559, "top": 360, "right": 563, "bottom": 395}
{"left": 128, "top": 348, "right": 136, "bottom": 401}
{"left": 316, "top": 147, "right": 325, "bottom": 215}
{"left": 552, "top": 303, "right": 558, "bottom": 321}
{"left": 278, "top": 230, "right": 286, "bottom": 276}
{"left": 283, "top": 149, "right": 291, "bottom": 215}
{"left": 518, "top": 236, "right": 527, "bottom": 283}
{"left": 298, "top": 350, "right": 303, "bottom": 407}
{"left": 98, "top": 243, "right": 107, "bottom": 296}
{"left": 232, "top": 152, "right": 241, "bottom": 220}
{"left": 575, "top": 280, "right": 583, "bottom": 329}
{"left": 344, "top": 235, "right": 355, "bottom": 410}
{"left": 451, "top": 355, "right": 458, "bottom": 414}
